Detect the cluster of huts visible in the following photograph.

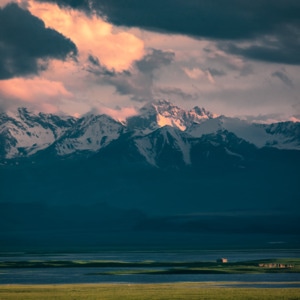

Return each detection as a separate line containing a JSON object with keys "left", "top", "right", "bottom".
{"left": 258, "top": 263, "right": 294, "bottom": 268}
{"left": 215, "top": 258, "right": 294, "bottom": 269}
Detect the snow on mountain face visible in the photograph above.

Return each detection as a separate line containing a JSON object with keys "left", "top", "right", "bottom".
{"left": 127, "top": 99, "right": 215, "bottom": 134}
{"left": 0, "top": 108, "right": 76, "bottom": 158}
{"left": 1, "top": 100, "right": 299, "bottom": 163}
{"left": 262, "top": 122, "right": 300, "bottom": 149}
{"left": 187, "top": 116, "right": 300, "bottom": 150}
{"left": 190, "top": 129, "right": 258, "bottom": 164}
{"left": 134, "top": 126, "right": 191, "bottom": 166}
{"left": 187, "top": 117, "right": 270, "bottom": 147}
{"left": 55, "top": 114, "right": 124, "bottom": 156}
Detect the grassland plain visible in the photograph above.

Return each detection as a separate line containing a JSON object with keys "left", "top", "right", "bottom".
{"left": 1, "top": 258, "right": 300, "bottom": 275}
{"left": 0, "top": 283, "right": 300, "bottom": 300}
{"left": 1, "top": 258, "right": 299, "bottom": 299}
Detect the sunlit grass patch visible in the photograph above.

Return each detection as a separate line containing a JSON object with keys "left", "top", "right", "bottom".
{"left": 0, "top": 283, "right": 299, "bottom": 300}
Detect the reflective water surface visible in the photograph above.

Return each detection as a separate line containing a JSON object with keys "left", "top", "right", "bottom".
{"left": 1, "top": 249, "right": 299, "bottom": 286}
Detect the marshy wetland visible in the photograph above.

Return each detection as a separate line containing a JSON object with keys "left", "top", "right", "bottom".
{"left": 0, "top": 249, "right": 299, "bottom": 299}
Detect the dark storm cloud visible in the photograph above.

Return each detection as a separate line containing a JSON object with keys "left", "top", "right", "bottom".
{"left": 40, "top": 0, "right": 300, "bottom": 64}
{"left": 86, "top": 55, "right": 116, "bottom": 76}
{"left": 38, "top": 0, "right": 90, "bottom": 12}
{"left": 219, "top": 25, "right": 300, "bottom": 65}
{"left": 0, "top": 3, "right": 77, "bottom": 79}
{"left": 43, "top": 0, "right": 299, "bottom": 39}
{"left": 88, "top": 54, "right": 101, "bottom": 67}
{"left": 272, "top": 70, "right": 294, "bottom": 88}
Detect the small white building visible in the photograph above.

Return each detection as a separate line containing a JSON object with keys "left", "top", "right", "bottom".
{"left": 216, "top": 258, "right": 228, "bottom": 263}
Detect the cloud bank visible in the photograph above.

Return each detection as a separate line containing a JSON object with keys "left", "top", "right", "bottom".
{"left": 29, "top": 0, "right": 145, "bottom": 72}
{"left": 39, "top": 0, "right": 300, "bottom": 65}
{"left": 88, "top": 48, "right": 175, "bottom": 102}
{"left": 0, "top": 2, "right": 77, "bottom": 79}
{"left": 0, "top": 77, "right": 72, "bottom": 112}
{"left": 0, "top": 0, "right": 299, "bottom": 121}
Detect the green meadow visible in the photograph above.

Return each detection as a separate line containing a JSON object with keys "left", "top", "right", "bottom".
{"left": 0, "top": 283, "right": 300, "bottom": 300}
{"left": 1, "top": 258, "right": 299, "bottom": 275}
{"left": 1, "top": 258, "right": 299, "bottom": 299}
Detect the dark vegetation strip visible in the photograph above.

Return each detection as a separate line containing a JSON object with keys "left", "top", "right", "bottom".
{"left": 0, "top": 258, "right": 299, "bottom": 274}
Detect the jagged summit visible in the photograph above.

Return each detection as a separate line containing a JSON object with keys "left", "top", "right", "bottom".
{"left": 55, "top": 113, "right": 124, "bottom": 156}
{"left": 0, "top": 101, "right": 299, "bottom": 164}
{"left": 189, "top": 106, "right": 215, "bottom": 119}
{"left": 127, "top": 99, "right": 215, "bottom": 133}
{"left": 140, "top": 99, "right": 214, "bottom": 121}
{"left": 0, "top": 108, "right": 76, "bottom": 158}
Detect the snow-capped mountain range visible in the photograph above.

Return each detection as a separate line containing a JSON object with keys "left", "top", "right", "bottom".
{"left": 1, "top": 100, "right": 299, "bottom": 167}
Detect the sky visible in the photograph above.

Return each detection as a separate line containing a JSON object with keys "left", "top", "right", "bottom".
{"left": 0, "top": 0, "right": 300, "bottom": 122}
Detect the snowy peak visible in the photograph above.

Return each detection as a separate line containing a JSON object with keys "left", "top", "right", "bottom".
{"left": 1, "top": 101, "right": 300, "bottom": 164}
{"left": 188, "top": 106, "right": 216, "bottom": 122}
{"left": 187, "top": 116, "right": 300, "bottom": 150}
{"left": 262, "top": 122, "right": 300, "bottom": 148}
{"left": 127, "top": 99, "right": 215, "bottom": 133}
{"left": 151, "top": 100, "right": 190, "bottom": 131}
{"left": 134, "top": 126, "right": 191, "bottom": 167}
{"left": 55, "top": 114, "right": 124, "bottom": 156}
{"left": 0, "top": 108, "right": 76, "bottom": 158}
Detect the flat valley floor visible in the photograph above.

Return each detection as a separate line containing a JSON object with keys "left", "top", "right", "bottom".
{"left": 1, "top": 283, "right": 300, "bottom": 300}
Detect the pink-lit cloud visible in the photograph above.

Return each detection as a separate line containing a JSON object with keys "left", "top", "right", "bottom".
{"left": 0, "top": 77, "right": 72, "bottom": 113}
{"left": 0, "top": 0, "right": 146, "bottom": 114}
{"left": 97, "top": 106, "right": 138, "bottom": 122}
{"left": 183, "top": 67, "right": 215, "bottom": 84}
{"left": 0, "top": 0, "right": 25, "bottom": 8}
{"left": 0, "top": 0, "right": 299, "bottom": 122}
{"left": 28, "top": 0, "right": 145, "bottom": 72}
{"left": 290, "top": 116, "right": 300, "bottom": 123}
